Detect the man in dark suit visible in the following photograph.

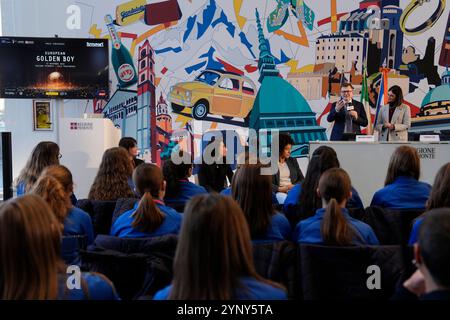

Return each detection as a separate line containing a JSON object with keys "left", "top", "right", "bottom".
{"left": 327, "top": 83, "right": 368, "bottom": 141}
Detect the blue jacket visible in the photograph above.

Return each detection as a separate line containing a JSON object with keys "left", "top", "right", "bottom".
{"left": 370, "top": 176, "right": 432, "bottom": 209}
{"left": 293, "top": 208, "right": 379, "bottom": 245}
{"left": 164, "top": 180, "right": 207, "bottom": 207}
{"left": 58, "top": 272, "right": 120, "bottom": 300}
{"left": 283, "top": 183, "right": 364, "bottom": 220}
{"left": 327, "top": 99, "right": 368, "bottom": 141}
{"left": 17, "top": 181, "right": 78, "bottom": 205}
{"left": 110, "top": 200, "right": 182, "bottom": 238}
{"left": 408, "top": 216, "right": 424, "bottom": 245}
{"left": 220, "top": 187, "right": 279, "bottom": 206}
{"left": 154, "top": 276, "right": 287, "bottom": 300}
{"left": 63, "top": 207, "right": 94, "bottom": 245}
{"left": 253, "top": 213, "right": 292, "bottom": 243}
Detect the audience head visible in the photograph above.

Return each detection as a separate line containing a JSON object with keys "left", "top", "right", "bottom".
{"left": 30, "top": 175, "right": 71, "bottom": 228}
{"left": 170, "top": 194, "right": 280, "bottom": 299}
{"left": 318, "top": 168, "right": 357, "bottom": 246}
{"left": 385, "top": 146, "right": 420, "bottom": 186}
{"left": 88, "top": 147, "right": 135, "bottom": 201}
{"left": 119, "top": 137, "right": 139, "bottom": 159}
{"left": 278, "top": 133, "right": 294, "bottom": 160}
{"left": 232, "top": 162, "right": 274, "bottom": 239}
{"left": 41, "top": 165, "right": 74, "bottom": 195}
{"left": 16, "top": 141, "right": 60, "bottom": 192}
{"left": 426, "top": 162, "right": 450, "bottom": 210}
{"left": 416, "top": 208, "right": 450, "bottom": 292}
{"left": 387, "top": 85, "right": 404, "bottom": 107}
{"left": 163, "top": 151, "right": 193, "bottom": 198}
{"left": 298, "top": 146, "right": 340, "bottom": 221}
{"left": 0, "top": 195, "right": 64, "bottom": 299}
{"left": 131, "top": 163, "right": 165, "bottom": 233}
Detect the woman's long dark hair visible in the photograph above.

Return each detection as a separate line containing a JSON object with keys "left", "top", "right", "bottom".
{"left": 320, "top": 168, "right": 358, "bottom": 246}
{"left": 388, "top": 85, "right": 404, "bottom": 107}
{"left": 426, "top": 163, "right": 450, "bottom": 210}
{"left": 384, "top": 146, "right": 420, "bottom": 186}
{"left": 231, "top": 162, "right": 274, "bottom": 239}
{"left": 169, "top": 194, "right": 284, "bottom": 299}
{"left": 297, "top": 146, "right": 340, "bottom": 221}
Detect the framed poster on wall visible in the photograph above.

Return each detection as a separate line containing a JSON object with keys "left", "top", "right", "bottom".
{"left": 33, "top": 100, "right": 52, "bottom": 131}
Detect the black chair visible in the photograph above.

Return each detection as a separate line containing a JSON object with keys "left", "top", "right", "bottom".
{"left": 80, "top": 248, "right": 149, "bottom": 300}
{"left": 348, "top": 207, "right": 366, "bottom": 220}
{"left": 362, "top": 206, "right": 424, "bottom": 245}
{"left": 76, "top": 199, "right": 118, "bottom": 236}
{"left": 298, "top": 244, "right": 407, "bottom": 300}
{"left": 252, "top": 241, "right": 298, "bottom": 299}
{"left": 83, "top": 234, "right": 178, "bottom": 299}
{"left": 165, "top": 202, "right": 185, "bottom": 213}
{"left": 62, "top": 234, "right": 87, "bottom": 266}
{"left": 112, "top": 198, "right": 139, "bottom": 224}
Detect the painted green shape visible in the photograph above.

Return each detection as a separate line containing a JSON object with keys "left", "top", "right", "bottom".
{"left": 267, "top": 0, "right": 290, "bottom": 33}
{"left": 302, "top": 2, "right": 315, "bottom": 31}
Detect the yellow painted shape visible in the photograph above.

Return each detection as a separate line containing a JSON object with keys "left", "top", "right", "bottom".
{"left": 233, "top": 0, "right": 247, "bottom": 29}
{"left": 89, "top": 24, "right": 103, "bottom": 38}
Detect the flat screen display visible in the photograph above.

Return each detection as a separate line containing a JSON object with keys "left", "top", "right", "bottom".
{"left": 0, "top": 37, "right": 109, "bottom": 99}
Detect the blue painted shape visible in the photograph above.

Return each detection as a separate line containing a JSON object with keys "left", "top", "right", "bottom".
{"left": 196, "top": 0, "right": 217, "bottom": 39}
{"left": 239, "top": 31, "right": 256, "bottom": 59}
{"left": 211, "top": 10, "right": 236, "bottom": 37}
{"left": 274, "top": 49, "right": 290, "bottom": 65}
{"left": 185, "top": 60, "right": 207, "bottom": 74}
{"left": 155, "top": 47, "right": 182, "bottom": 54}
{"left": 183, "top": 16, "right": 197, "bottom": 42}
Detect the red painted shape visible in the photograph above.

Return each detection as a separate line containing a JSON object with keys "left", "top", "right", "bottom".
{"left": 216, "top": 58, "right": 244, "bottom": 75}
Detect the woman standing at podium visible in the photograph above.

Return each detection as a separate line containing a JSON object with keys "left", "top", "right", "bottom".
{"left": 375, "top": 85, "right": 411, "bottom": 142}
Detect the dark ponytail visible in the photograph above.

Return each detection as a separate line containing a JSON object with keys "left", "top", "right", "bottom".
{"left": 131, "top": 164, "right": 166, "bottom": 233}
{"left": 319, "top": 168, "right": 359, "bottom": 246}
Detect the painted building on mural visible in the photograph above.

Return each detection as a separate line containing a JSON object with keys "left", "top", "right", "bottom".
{"left": 137, "top": 39, "right": 156, "bottom": 160}
{"left": 102, "top": 89, "right": 138, "bottom": 138}
{"left": 250, "top": 9, "right": 327, "bottom": 157}
{"left": 155, "top": 94, "right": 172, "bottom": 166}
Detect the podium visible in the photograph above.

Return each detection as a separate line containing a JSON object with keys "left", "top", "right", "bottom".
{"left": 58, "top": 117, "right": 121, "bottom": 199}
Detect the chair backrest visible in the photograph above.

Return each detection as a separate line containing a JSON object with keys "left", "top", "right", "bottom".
{"left": 76, "top": 199, "right": 118, "bottom": 236}
{"left": 112, "top": 198, "right": 139, "bottom": 224}
{"left": 252, "top": 240, "right": 298, "bottom": 299}
{"left": 165, "top": 202, "right": 185, "bottom": 213}
{"left": 298, "top": 244, "right": 407, "bottom": 300}
{"left": 80, "top": 248, "right": 149, "bottom": 300}
{"left": 362, "top": 206, "right": 424, "bottom": 245}
{"left": 85, "top": 234, "right": 178, "bottom": 299}
{"left": 62, "top": 234, "right": 87, "bottom": 266}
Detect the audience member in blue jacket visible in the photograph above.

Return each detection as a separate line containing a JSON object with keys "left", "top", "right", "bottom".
{"left": 396, "top": 208, "right": 450, "bottom": 300}
{"left": 15, "top": 141, "right": 61, "bottom": 196}
{"left": 110, "top": 163, "right": 182, "bottom": 238}
{"left": 285, "top": 145, "right": 362, "bottom": 225}
{"left": 231, "top": 162, "right": 291, "bottom": 242}
{"left": 0, "top": 195, "right": 119, "bottom": 300}
{"left": 163, "top": 152, "right": 207, "bottom": 210}
{"left": 408, "top": 162, "right": 450, "bottom": 245}
{"left": 221, "top": 187, "right": 279, "bottom": 206}
{"left": 294, "top": 168, "right": 379, "bottom": 245}
{"left": 31, "top": 165, "right": 94, "bottom": 245}
{"left": 370, "top": 146, "right": 431, "bottom": 209}
{"left": 154, "top": 194, "right": 287, "bottom": 300}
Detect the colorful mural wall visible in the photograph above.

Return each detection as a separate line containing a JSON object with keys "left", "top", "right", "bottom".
{"left": 84, "top": 0, "right": 449, "bottom": 162}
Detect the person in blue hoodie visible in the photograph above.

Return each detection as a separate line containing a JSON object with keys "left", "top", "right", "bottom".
{"left": 154, "top": 193, "right": 287, "bottom": 300}
{"left": 231, "top": 162, "right": 291, "bottom": 242}
{"left": 284, "top": 146, "right": 364, "bottom": 225}
{"left": 370, "top": 146, "right": 432, "bottom": 209}
{"left": 293, "top": 168, "right": 379, "bottom": 245}
{"left": 163, "top": 151, "right": 207, "bottom": 210}
{"left": 409, "top": 162, "right": 450, "bottom": 245}
{"left": 0, "top": 194, "right": 119, "bottom": 300}
{"left": 111, "top": 163, "right": 182, "bottom": 238}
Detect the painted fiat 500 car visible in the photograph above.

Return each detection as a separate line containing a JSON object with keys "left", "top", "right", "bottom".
{"left": 168, "top": 69, "right": 257, "bottom": 121}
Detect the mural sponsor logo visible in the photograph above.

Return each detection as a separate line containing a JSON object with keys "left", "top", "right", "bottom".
{"left": 70, "top": 122, "right": 93, "bottom": 130}
{"left": 118, "top": 64, "right": 135, "bottom": 82}
{"left": 115, "top": 0, "right": 146, "bottom": 26}
{"left": 86, "top": 42, "right": 104, "bottom": 48}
